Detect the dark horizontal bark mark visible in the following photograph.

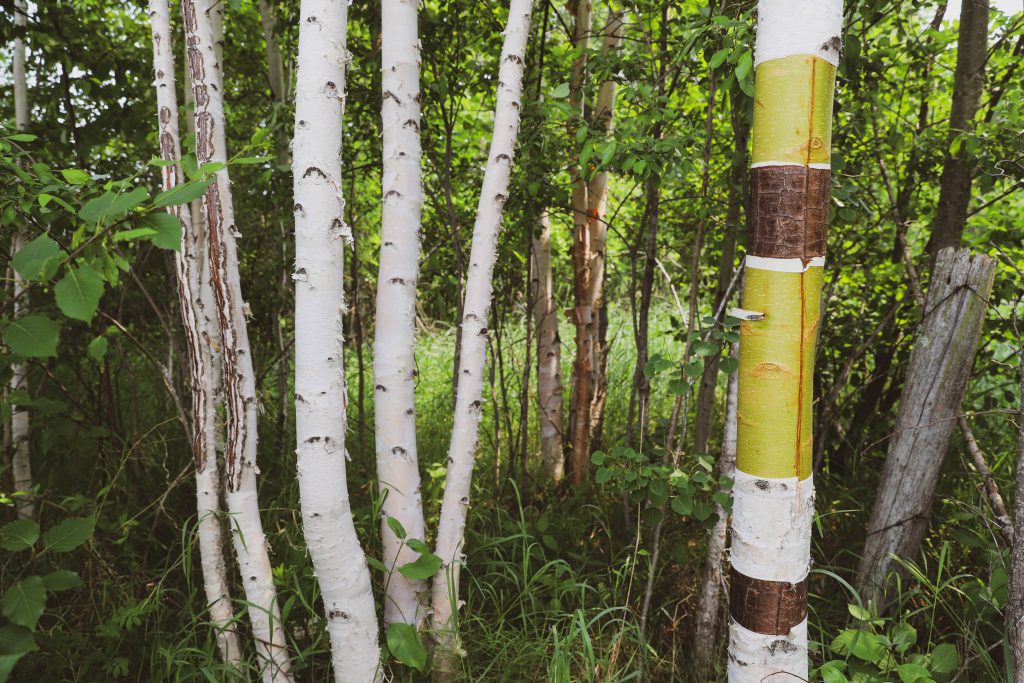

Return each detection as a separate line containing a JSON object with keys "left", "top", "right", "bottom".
{"left": 729, "top": 567, "right": 807, "bottom": 635}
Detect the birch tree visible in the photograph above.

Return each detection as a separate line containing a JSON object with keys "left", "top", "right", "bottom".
{"left": 181, "top": 1, "right": 294, "bottom": 679}
{"left": 532, "top": 212, "right": 563, "bottom": 480}
{"left": 146, "top": 0, "right": 241, "bottom": 664}
{"left": 430, "top": 0, "right": 533, "bottom": 671}
{"left": 10, "top": 0, "right": 33, "bottom": 521}
{"left": 727, "top": 1, "right": 841, "bottom": 679}
{"left": 292, "top": 1, "right": 381, "bottom": 678}
{"left": 375, "top": 0, "right": 429, "bottom": 630}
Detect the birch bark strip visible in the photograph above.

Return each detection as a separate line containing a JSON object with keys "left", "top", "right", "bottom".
{"left": 532, "top": 211, "right": 564, "bottom": 480}
{"left": 375, "top": 0, "right": 429, "bottom": 630}
{"left": 181, "top": 1, "right": 294, "bottom": 679}
{"left": 431, "top": 0, "right": 533, "bottom": 672}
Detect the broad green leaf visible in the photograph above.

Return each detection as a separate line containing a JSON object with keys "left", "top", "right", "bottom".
{"left": 4, "top": 315, "right": 60, "bottom": 358}
{"left": 831, "top": 629, "right": 887, "bottom": 663}
{"left": 891, "top": 621, "right": 917, "bottom": 653}
{"left": 42, "top": 515, "right": 95, "bottom": 553}
{"left": 550, "top": 82, "right": 570, "bottom": 99}
{"left": 41, "top": 570, "right": 82, "bottom": 592}
{"left": 138, "top": 212, "right": 183, "bottom": 250}
{"left": 386, "top": 515, "right": 407, "bottom": 540}
{"left": 88, "top": 336, "right": 109, "bottom": 361}
{"left": 77, "top": 187, "right": 148, "bottom": 224}
{"left": 0, "top": 520, "right": 39, "bottom": 551}
{"left": 151, "top": 176, "right": 213, "bottom": 209}
{"left": 720, "top": 356, "right": 739, "bottom": 374}
{"left": 847, "top": 603, "right": 871, "bottom": 621}
{"left": 897, "top": 663, "right": 931, "bottom": 683}
{"left": 0, "top": 623, "right": 37, "bottom": 683}
{"left": 708, "top": 48, "right": 729, "bottom": 70}
{"left": 736, "top": 50, "right": 753, "bottom": 80}
{"left": 7, "top": 134, "right": 36, "bottom": 142}
{"left": 397, "top": 551, "right": 442, "bottom": 580}
{"left": 929, "top": 643, "right": 958, "bottom": 674}
{"left": 54, "top": 266, "right": 104, "bottom": 322}
{"left": 671, "top": 495, "right": 691, "bottom": 516}
{"left": 691, "top": 500, "right": 712, "bottom": 521}
{"left": 693, "top": 340, "right": 720, "bottom": 357}
{"left": 1, "top": 576, "right": 46, "bottom": 628}
{"left": 12, "top": 234, "right": 62, "bottom": 282}
{"left": 231, "top": 155, "right": 271, "bottom": 165}
{"left": 386, "top": 623, "right": 427, "bottom": 671}
{"left": 591, "top": 451, "right": 605, "bottom": 465}
{"left": 60, "top": 169, "right": 91, "bottom": 185}
{"left": 112, "top": 227, "right": 158, "bottom": 243}
{"left": 595, "top": 467, "right": 613, "bottom": 485}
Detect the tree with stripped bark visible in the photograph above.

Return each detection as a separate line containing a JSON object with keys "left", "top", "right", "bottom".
{"left": 726, "top": 1, "right": 842, "bottom": 678}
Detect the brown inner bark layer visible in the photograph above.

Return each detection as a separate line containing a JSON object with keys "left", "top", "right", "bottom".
{"left": 748, "top": 166, "right": 830, "bottom": 259}
{"left": 729, "top": 567, "right": 808, "bottom": 635}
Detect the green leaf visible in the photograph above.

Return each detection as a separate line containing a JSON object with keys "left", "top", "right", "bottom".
{"left": 12, "top": 234, "right": 63, "bottom": 282}
{"left": 693, "top": 340, "right": 720, "bottom": 357}
{"left": 0, "top": 520, "right": 39, "bottom": 551}
{"left": 88, "top": 336, "right": 109, "bottom": 361}
{"left": 735, "top": 50, "right": 753, "bottom": 80}
{"left": 112, "top": 227, "right": 158, "bottom": 242}
{"left": 0, "top": 623, "right": 37, "bottom": 683}
{"left": 891, "top": 621, "right": 916, "bottom": 653}
{"left": 595, "top": 467, "right": 613, "bottom": 485}
{"left": 386, "top": 623, "right": 427, "bottom": 671}
{"left": 138, "top": 212, "right": 183, "bottom": 250}
{"left": 929, "top": 643, "right": 958, "bottom": 674}
{"left": 670, "top": 495, "right": 691, "bottom": 516}
{"left": 708, "top": 48, "right": 729, "bottom": 70}
{"left": 77, "top": 187, "right": 148, "bottom": 224}
{"left": 41, "top": 570, "right": 82, "bottom": 592}
{"left": 550, "top": 82, "right": 570, "bottom": 99}
{"left": 42, "top": 515, "right": 95, "bottom": 553}
{"left": 60, "top": 169, "right": 91, "bottom": 185}
{"left": 720, "top": 356, "right": 739, "bottom": 374}
{"left": 4, "top": 315, "right": 60, "bottom": 358}
{"left": 2, "top": 577, "right": 46, "bottom": 628}
{"left": 691, "top": 500, "right": 712, "bottom": 521}
{"left": 397, "top": 551, "right": 442, "bottom": 580}
{"left": 386, "top": 515, "right": 407, "bottom": 540}
{"left": 819, "top": 661, "right": 850, "bottom": 683}
{"left": 591, "top": 451, "right": 605, "bottom": 465}
{"left": 847, "top": 603, "right": 872, "bottom": 621}
{"left": 7, "top": 134, "right": 37, "bottom": 142}
{"left": 831, "top": 629, "right": 887, "bottom": 663}
{"left": 684, "top": 357, "right": 704, "bottom": 378}
{"left": 897, "top": 663, "right": 932, "bottom": 683}
{"left": 54, "top": 266, "right": 104, "bottom": 322}
{"left": 151, "top": 176, "right": 213, "bottom": 209}
{"left": 365, "top": 556, "right": 387, "bottom": 572}
{"left": 648, "top": 479, "right": 668, "bottom": 507}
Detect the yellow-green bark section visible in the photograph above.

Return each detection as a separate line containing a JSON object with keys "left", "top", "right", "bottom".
{"left": 751, "top": 56, "right": 836, "bottom": 166}
{"left": 735, "top": 266, "right": 822, "bottom": 480}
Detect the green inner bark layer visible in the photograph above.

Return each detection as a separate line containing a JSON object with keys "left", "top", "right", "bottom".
{"left": 751, "top": 56, "right": 836, "bottom": 166}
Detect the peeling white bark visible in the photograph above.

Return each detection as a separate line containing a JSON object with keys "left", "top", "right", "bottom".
{"left": 374, "top": 0, "right": 428, "bottom": 630}
{"left": 10, "top": 0, "right": 33, "bottom": 521}
{"left": 728, "top": 618, "right": 809, "bottom": 682}
{"left": 753, "top": 0, "right": 843, "bottom": 66}
{"left": 730, "top": 471, "right": 813, "bottom": 584}
{"left": 431, "top": 0, "right": 533, "bottom": 665}
{"left": 532, "top": 212, "right": 563, "bottom": 480}
{"left": 293, "top": 2, "right": 382, "bottom": 681}
{"left": 181, "top": 1, "right": 294, "bottom": 680}
{"left": 148, "top": 0, "right": 242, "bottom": 664}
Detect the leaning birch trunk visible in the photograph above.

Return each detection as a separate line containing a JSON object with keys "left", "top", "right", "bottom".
{"left": 856, "top": 249, "right": 996, "bottom": 607}
{"left": 694, "top": 341, "right": 738, "bottom": 672}
{"left": 532, "top": 212, "right": 564, "bottom": 481}
{"left": 293, "top": 2, "right": 381, "bottom": 678}
{"left": 566, "top": 0, "right": 592, "bottom": 483}
{"left": 147, "top": 0, "right": 242, "bottom": 665}
{"left": 727, "top": 2, "right": 842, "bottom": 679}
{"left": 585, "top": 9, "right": 624, "bottom": 450}
{"left": 375, "top": 0, "right": 428, "bottom": 630}
{"left": 181, "top": 2, "right": 295, "bottom": 680}
{"left": 430, "top": 0, "right": 533, "bottom": 674}
{"left": 10, "top": 0, "right": 33, "bottom": 521}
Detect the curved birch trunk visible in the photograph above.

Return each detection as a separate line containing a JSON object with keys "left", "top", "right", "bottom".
{"left": 10, "top": 0, "right": 33, "bottom": 521}
{"left": 532, "top": 212, "right": 563, "bottom": 480}
{"left": 293, "top": 2, "right": 381, "bottom": 679}
{"left": 375, "top": 0, "right": 429, "bottom": 630}
{"left": 147, "top": 0, "right": 243, "bottom": 665}
{"left": 181, "top": 2, "right": 294, "bottom": 679}
{"left": 567, "top": 0, "right": 592, "bottom": 483}
{"left": 727, "top": 2, "right": 842, "bottom": 679}
{"left": 430, "top": 0, "right": 533, "bottom": 673}
{"left": 585, "top": 9, "right": 623, "bottom": 450}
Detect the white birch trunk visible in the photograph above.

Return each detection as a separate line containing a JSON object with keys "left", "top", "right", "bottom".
{"left": 181, "top": 2, "right": 294, "bottom": 680}
{"left": 148, "top": 0, "right": 242, "bottom": 665}
{"left": 531, "top": 212, "right": 563, "bottom": 480}
{"left": 430, "top": 0, "right": 533, "bottom": 670}
{"left": 375, "top": 0, "right": 428, "bottom": 630}
{"left": 10, "top": 0, "right": 33, "bottom": 521}
{"left": 292, "top": 2, "right": 382, "bottom": 681}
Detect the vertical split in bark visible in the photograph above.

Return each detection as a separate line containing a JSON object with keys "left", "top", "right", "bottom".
{"left": 147, "top": 0, "right": 242, "bottom": 665}
{"left": 376, "top": 0, "right": 429, "bottom": 630}
{"left": 927, "top": 0, "right": 989, "bottom": 258}
{"left": 293, "top": 2, "right": 382, "bottom": 679}
{"left": 181, "top": 1, "right": 294, "bottom": 679}
{"left": 566, "top": 0, "right": 593, "bottom": 483}
{"left": 856, "top": 249, "right": 996, "bottom": 608}
{"left": 727, "top": 2, "right": 842, "bottom": 679}
{"left": 10, "top": 0, "right": 33, "bottom": 521}
{"left": 430, "top": 0, "right": 533, "bottom": 673}
{"left": 532, "top": 212, "right": 564, "bottom": 480}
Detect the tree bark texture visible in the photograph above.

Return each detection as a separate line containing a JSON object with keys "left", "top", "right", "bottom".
{"left": 856, "top": 248, "right": 996, "bottom": 607}
{"left": 430, "top": 0, "right": 533, "bottom": 674}
{"left": 532, "top": 211, "right": 564, "bottom": 480}
{"left": 727, "top": 2, "right": 842, "bottom": 679}
{"left": 181, "top": 1, "right": 295, "bottom": 679}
